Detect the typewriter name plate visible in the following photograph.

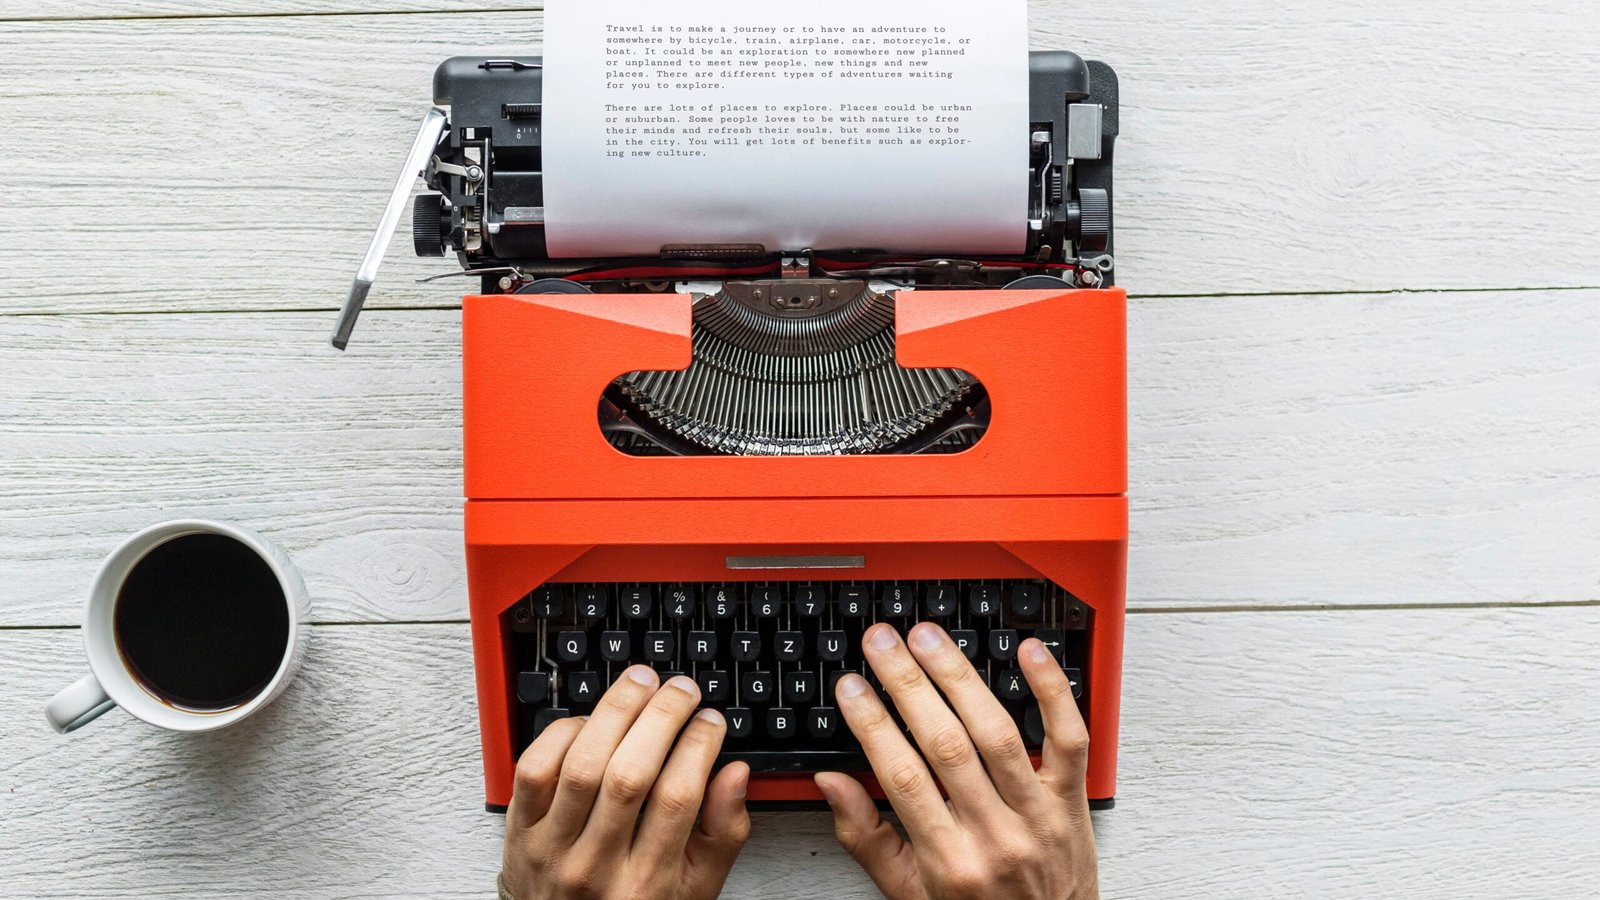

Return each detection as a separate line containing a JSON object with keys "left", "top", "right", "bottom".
{"left": 722, "top": 279, "right": 866, "bottom": 315}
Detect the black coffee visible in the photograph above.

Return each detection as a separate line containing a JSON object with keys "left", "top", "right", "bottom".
{"left": 115, "top": 533, "right": 290, "bottom": 711}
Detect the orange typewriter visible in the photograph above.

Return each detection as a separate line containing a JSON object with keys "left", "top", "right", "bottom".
{"left": 336, "top": 51, "right": 1124, "bottom": 811}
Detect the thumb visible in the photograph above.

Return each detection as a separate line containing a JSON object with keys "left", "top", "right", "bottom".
{"left": 684, "top": 762, "right": 751, "bottom": 895}
{"left": 814, "top": 772, "right": 924, "bottom": 900}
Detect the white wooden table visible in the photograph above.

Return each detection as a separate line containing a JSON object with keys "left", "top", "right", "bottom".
{"left": 3, "top": 2, "right": 1598, "bottom": 897}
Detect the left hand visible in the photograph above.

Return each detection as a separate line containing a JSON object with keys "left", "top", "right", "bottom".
{"left": 499, "top": 666, "right": 752, "bottom": 900}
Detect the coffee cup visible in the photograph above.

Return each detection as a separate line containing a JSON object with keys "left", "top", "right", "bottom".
{"left": 44, "top": 519, "right": 310, "bottom": 734}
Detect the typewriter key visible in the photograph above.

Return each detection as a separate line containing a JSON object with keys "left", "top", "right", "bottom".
{"left": 924, "top": 585, "right": 958, "bottom": 617}
{"left": 532, "top": 585, "right": 564, "bottom": 619}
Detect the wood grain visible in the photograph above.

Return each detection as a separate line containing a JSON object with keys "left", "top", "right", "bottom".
{"left": 3, "top": 290, "right": 1595, "bottom": 626}
{"left": 1, "top": 1, "right": 1598, "bottom": 316}
{"left": 4, "top": 607, "right": 1596, "bottom": 898}
{"left": 0, "top": 2, "right": 539, "bottom": 19}
{"left": 3, "top": 4, "right": 1596, "bottom": 898}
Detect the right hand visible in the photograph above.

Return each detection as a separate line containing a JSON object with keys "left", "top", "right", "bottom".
{"left": 815, "top": 622, "right": 1099, "bottom": 900}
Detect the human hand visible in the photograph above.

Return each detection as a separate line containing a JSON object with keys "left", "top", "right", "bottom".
{"left": 815, "top": 623, "right": 1098, "bottom": 900}
{"left": 499, "top": 665, "right": 751, "bottom": 900}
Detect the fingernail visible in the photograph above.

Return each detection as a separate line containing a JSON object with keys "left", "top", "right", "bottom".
{"left": 866, "top": 625, "right": 897, "bottom": 652}
{"left": 667, "top": 674, "right": 699, "bottom": 696}
{"left": 836, "top": 673, "right": 868, "bottom": 700}
{"left": 627, "top": 665, "right": 658, "bottom": 686}
{"left": 696, "top": 707, "right": 725, "bottom": 726}
{"left": 816, "top": 779, "right": 838, "bottom": 806}
{"left": 909, "top": 623, "right": 943, "bottom": 652}
{"left": 734, "top": 766, "right": 749, "bottom": 800}
{"left": 1023, "top": 639, "right": 1052, "bottom": 666}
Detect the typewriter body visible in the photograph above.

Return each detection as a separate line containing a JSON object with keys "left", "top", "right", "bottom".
{"left": 338, "top": 51, "right": 1125, "bottom": 811}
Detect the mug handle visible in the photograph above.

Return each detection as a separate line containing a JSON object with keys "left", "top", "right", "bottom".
{"left": 45, "top": 673, "right": 116, "bottom": 734}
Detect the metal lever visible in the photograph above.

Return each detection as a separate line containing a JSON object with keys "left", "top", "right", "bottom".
{"left": 332, "top": 106, "right": 450, "bottom": 350}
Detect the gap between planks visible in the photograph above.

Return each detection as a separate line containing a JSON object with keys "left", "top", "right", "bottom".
{"left": 3, "top": 283, "right": 1598, "bottom": 320}
{"left": 8, "top": 598, "right": 1600, "bottom": 633}
{"left": 0, "top": 6, "right": 546, "bottom": 24}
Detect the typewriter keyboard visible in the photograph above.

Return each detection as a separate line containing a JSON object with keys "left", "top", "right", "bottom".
{"left": 507, "top": 579, "right": 1090, "bottom": 773}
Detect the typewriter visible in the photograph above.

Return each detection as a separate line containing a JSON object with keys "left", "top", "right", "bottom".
{"left": 337, "top": 51, "right": 1125, "bottom": 811}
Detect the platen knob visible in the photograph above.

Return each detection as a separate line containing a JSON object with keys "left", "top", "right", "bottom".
{"left": 1070, "top": 187, "right": 1110, "bottom": 252}
{"left": 412, "top": 193, "right": 450, "bottom": 257}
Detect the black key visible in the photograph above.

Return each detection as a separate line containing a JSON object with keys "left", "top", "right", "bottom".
{"left": 807, "top": 706, "right": 839, "bottom": 738}
{"left": 664, "top": 586, "right": 696, "bottom": 620}
{"left": 837, "top": 585, "right": 870, "bottom": 616}
{"left": 726, "top": 707, "right": 754, "bottom": 738}
{"left": 532, "top": 585, "right": 564, "bottom": 618}
{"left": 774, "top": 631, "right": 804, "bottom": 662}
{"left": 988, "top": 629, "right": 1018, "bottom": 661}
{"left": 621, "top": 586, "right": 653, "bottom": 619}
{"left": 576, "top": 586, "right": 609, "bottom": 618}
{"left": 968, "top": 584, "right": 1000, "bottom": 617}
{"left": 1064, "top": 667, "right": 1083, "bottom": 699}
{"left": 1033, "top": 628, "right": 1066, "bottom": 663}
{"left": 742, "top": 670, "right": 774, "bottom": 703}
{"left": 533, "top": 707, "right": 569, "bottom": 737}
{"left": 731, "top": 631, "right": 761, "bottom": 662}
{"left": 923, "top": 584, "right": 958, "bottom": 617}
{"left": 784, "top": 670, "right": 817, "bottom": 704}
{"left": 644, "top": 631, "right": 674, "bottom": 662}
{"left": 752, "top": 586, "right": 783, "bottom": 618}
{"left": 879, "top": 584, "right": 914, "bottom": 617}
{"left": 794, "top": 586, "right": 826, "bottom": 616}
{"left": 556, "top": 631, "right": 587, "bottom": 663}
{"left": 697, "top": 669, "right": 731, "bottom": 702}
{"left": 1010, "top": 583, "right": 1042, "bottom": 618}
{"left": 599, "top": 630, "right": 630, "bottom": 662}
{"left": 707, "top": 585, "right": 738, "bottom": 619}
{"left": 951, "top": 629, "right": 979, "bottom": 660}
{"left": 766, "top": 708, "right": 798, "bottom": 738}
{"left": 568, "top": 672, "right": 601, "bottom": 704}
{"left": 1024, "top": 706, "right": 1045, "bottom": 745}
{"left": 516, "top": 671, "right": 550, "bottom": 704}
{"left": 818, "top": 630, "right": 847, "bottom": 661}
{"left": 686, "top": 630, "right": 717, "bottom": 663}
{"left": 996, "top": 669, "right": 1028, "bottom": 700}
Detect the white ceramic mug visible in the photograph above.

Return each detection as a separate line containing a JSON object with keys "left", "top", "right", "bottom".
{"left": 44, "top": 519, "right": 311, "bottom": 734}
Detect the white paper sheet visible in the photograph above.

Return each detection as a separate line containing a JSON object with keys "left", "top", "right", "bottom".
{"left": 540, "top": 0, "right": 1028, "bottom": 258}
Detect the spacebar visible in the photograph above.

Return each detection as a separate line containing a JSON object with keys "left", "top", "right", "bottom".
{"left": 717, "top": 750, "right": 872, "bottom": 773}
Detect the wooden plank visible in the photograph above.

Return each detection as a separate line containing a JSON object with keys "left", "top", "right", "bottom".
{"left": 0, "top": 309, "right": 462, "bottom": 627}
{"left": 2, "top": 289, "right": 1595, "bottom": 626}
{"left": 0, "top": 624, "right": 871, "bottom": 899}
{"left": 1107, "top": 605, "right": 1600, "bottom": 898}
{"left": 1131, "top": 288, "right": 1600, "bottom": 608}
{"left": 3, "top": 607, "right": 1596, "bottom": 897}
{"left": 1, "top": 2, "right": 1598, "bottom": 315}
{"left": 0, "top": 3, "right": 537, "bottom": 20}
